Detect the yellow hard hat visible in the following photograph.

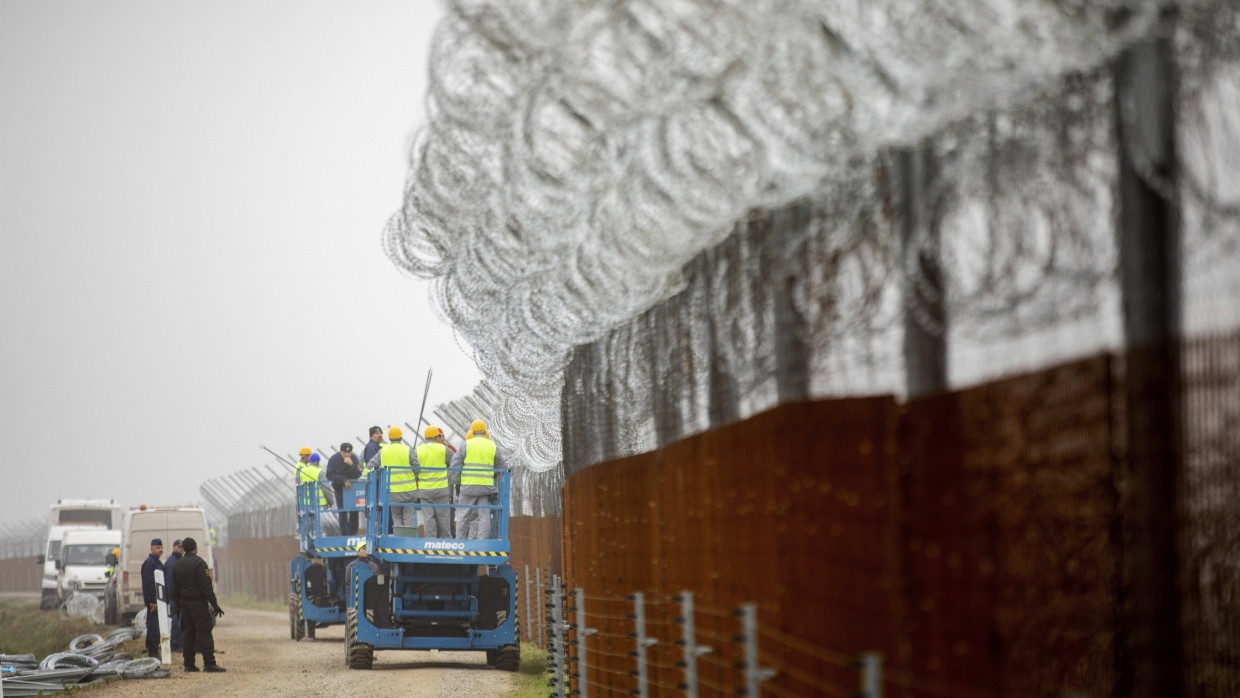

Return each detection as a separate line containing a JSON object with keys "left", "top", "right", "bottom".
{"left": 424, "top": 425, "right": 442, "bottom": 439}
{"left": 468, "top": 419, "right": 487, "bottom": 439}
{"left": 354, "top": 540, "right": 366, "bottom": 553}
{"left": 388, "top": 426, "right": 402, "bottom": 440}
{"left": 111, "top": 548, "right": 120, "bottom": 556}
{"left": 298, "top": 446, "right": 312, "bottom": 456}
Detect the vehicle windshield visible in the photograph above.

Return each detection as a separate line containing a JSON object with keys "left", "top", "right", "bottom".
{"left": 48, "top": 541, "right": 61, "bottom": 559}
{"left": 62, "top": 544, "right": 114, "bottom": 566}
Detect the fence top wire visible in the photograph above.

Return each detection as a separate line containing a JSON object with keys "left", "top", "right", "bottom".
{"left": 387, "top": 0, "right": 1182, "bottom": 476}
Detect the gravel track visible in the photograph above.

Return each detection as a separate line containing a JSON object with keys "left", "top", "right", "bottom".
{"left": 94, "top": 607, "right": 517, "bottom": 697}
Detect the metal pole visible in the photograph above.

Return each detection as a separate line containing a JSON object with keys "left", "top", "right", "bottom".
{"left": 895, "top": 145, "right": 947, "bottom": 398}
{"left": 414, "top": 367, "right": 433, "bottom": 445}
{"left": 549, "top": 575, "right": 565, "bottom": 697}
{"left": 264, "top": 464, "right": 296, "bottom": 491}
{"left": 574, "top": 588, "right": 596, "bottom": 698}
{"left": 536, "top": 567, "right": 544, "bottom": 647}
{"left": 739, "top": 604, "right": 776, "bottom": 696}
{"left": 260, "top": 445, "right": 298, "bottom": 468}
{"left": 632, "top": 592, "right": 655, "bottom": 698}
{"left": 678, "top": 591, "right": 711, "bottom": 698}
{"left": 524, "top": 565, "right": 531, "bottom": 643}
{"left": 859, "top": 652, "right": 883, "bottom": 698}
{"left": 1115, "top": 24, "right": 1184, "bottom": 698}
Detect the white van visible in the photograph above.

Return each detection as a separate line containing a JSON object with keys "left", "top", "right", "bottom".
{"left": 105, "top": 506, "right": 213, "bottom": 624}
{"left": 38, "top": 525, "right": 102, "bottom": 609}
{"left": 57, "top": 529, "right": 123, "bottom": 602}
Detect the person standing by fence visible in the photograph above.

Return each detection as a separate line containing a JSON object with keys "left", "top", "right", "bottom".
{"left": 415, "top": 425, "right": 453, "bottom": 538}
{"left": 171, "top": 537, "right": 226, "bottom": 673}
{"left": 140, "top": 539, "right": 164, "bottom": 659}
{"left": 369, "top": 427, "right": 419, "bottom": 532}
{"left": 451, "top": 420, "right": 508, "bottom": 540}
{"left": 326, "top": 442, "right": 363, "bottom": 535}
{"left": 165, "top": 540, "right": 185, "bottom": 652}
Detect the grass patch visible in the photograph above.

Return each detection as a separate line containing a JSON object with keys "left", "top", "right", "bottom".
{"left": 217, "top": 593, "right": 287, "bottom": 613}
{"left": 506, "top": 642, "right": 551, "bottom": 697}
{"left": 0, "top": 597, "right": 117, "bottom": 659}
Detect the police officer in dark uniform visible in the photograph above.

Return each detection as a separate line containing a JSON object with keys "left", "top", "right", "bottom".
{"left": 170, "top": 537, "right": 226, "bottom": 673}
{"left": 165, "top": 540, "right": 185, "bottom": 651}
{"left": 139, "top": 539, "right": 164, "bottom": 659}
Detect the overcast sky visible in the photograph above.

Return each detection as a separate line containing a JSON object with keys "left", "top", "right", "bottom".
{"left": 0, "top": 1, "right": 483, "bottom": 523}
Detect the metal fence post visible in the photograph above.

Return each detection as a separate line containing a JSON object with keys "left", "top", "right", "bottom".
{"left": 574, "top": 588, "right": 596, "bottom": 698}
{"left": 548, "top": 576, "right": 566, "bottom": 697}
{"left": 630, "top": 591, "right": 655, "bottom": 698}
{"left": 536, "top": 567, "right": 545, "bottom": 648}
{"left": 738, "top": 604, "right": 776, "bottom": 696}
{"left": 858, "top": 652, "right": 883, "bottom": 698}
{"left": 677, "top": 591, "right": 711, "bottom": 698}
{"left": 1115, "top": 25, "right": 1185, "bottom": 698}
{"left": 524, "top": 564, "right": 531, "bottom": 643}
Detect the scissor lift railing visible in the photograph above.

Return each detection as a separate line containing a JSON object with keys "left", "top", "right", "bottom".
{"left": 362, "top": 465, "right": 511, "bottom": 562}
{"left": 297, "top": 480, "right": 368, "bottom": 555}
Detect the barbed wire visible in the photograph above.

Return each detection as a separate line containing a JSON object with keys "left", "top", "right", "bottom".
{"left": 386, "top": 0, "right": 1180, "bottom": 476}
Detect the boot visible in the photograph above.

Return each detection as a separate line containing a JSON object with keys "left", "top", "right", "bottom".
{"left": 204, "top": 664, "right": 226, "bottom": 673}
{"left": 184, "top": 664, "right": 200, "bottom": 672}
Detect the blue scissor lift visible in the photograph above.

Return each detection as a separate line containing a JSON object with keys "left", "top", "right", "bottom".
{"left": 289, "top": 478, "right": 367, "bottom": 640}
{"left": 343, "top": 465, "right": 520, "bottom": 670}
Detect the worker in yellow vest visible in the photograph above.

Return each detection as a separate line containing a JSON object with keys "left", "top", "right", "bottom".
{"left": 294, "top": 448, "right": 329, "bottom": 507}
{"left": 366, "top": 427, "right": 419, "bottom": 531}
{"left": 450, "top": 419, "right": 508, "bottom": 540}
{"left": 415, "top": 425, "right": 453, "bottom": 538}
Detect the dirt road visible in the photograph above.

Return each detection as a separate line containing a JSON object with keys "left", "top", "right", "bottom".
{"left": 95, "top": 607, "right": 518, "bottom": 697}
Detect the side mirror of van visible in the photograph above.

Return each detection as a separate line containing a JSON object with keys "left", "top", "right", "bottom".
{"left": 36, "top": 554, "right": 45, "bottom": 565}
{"left": 54, "top": 558, "right": 63, "bottom": 570}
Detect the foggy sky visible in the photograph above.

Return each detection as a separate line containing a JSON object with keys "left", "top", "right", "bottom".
{"left": 0, "top": 1, "right": 482, "bottom": 522}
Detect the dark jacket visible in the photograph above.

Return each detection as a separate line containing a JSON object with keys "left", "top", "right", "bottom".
{"left": 171, "top": 552, "right": 218, "bottom": 608}
{"left": 164, "top": 552, "right": 183, "bottom": 594}
{"left": 140, "top": 553, "right": 163, "bottom": 605}
{"left": 325, "top": 451, "right": 363, "bottom": 487}
{"left": 363, "top": 439, "right": 382, "bottom": 465}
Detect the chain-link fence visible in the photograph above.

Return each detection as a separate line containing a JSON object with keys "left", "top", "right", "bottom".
{"left": 0, "top": 519, "right": 45, "bottom": 560}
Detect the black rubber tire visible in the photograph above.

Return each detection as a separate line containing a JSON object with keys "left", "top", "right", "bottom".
{"left": 495, "top": 645, "right": 520, "bottom": 672}
{"left": 485, "top": 649, "right": 498, "bottom": 665}
{"left": 288, "top": 594, "right": 299, "bottom": 640}
{"left": 291, "top": 593, "right": 305, "bottom": 641}
{"left": 40, "top": 589, "right": 58, "bottom": 611}
{"left": 346, "top": 607, "right": 373, "bottom": 670}
{"left": 304, "top": 618, "right": 316, "bottom": 640}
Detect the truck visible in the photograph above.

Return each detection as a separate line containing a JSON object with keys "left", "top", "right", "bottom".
{"left": 37, "top": 500, "right": 123, "bottom": 610}
{"left": 104, "top": 505, "right": 213, "bottom": 625}
{"left": 341, "top": 464, "right": 520, "bottom": 670}
{"left": 38, "top": 525, "right": 105, "bottom": 609}
{"left": 48, "top": 499, "right": 123, "bottom": 530}
{"left": 287, "top": 478, "right": 367, "bottom": 640}
{"left": 56, "top": 529, "right": 123, "bottom": 602}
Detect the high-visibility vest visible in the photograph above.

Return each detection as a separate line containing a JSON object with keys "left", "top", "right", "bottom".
{"left": 461, "top": 437, "right": 496, "bottom": 487}
{"left": 380, "top": 442, "right": 417, "bottom": 493}
{"left": 415, "top": 442, "right": 449, "bottom": 490}
{"left": 296, "top": 463, "right": 328, "bottom": 505}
